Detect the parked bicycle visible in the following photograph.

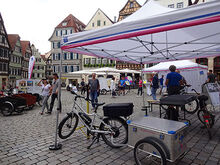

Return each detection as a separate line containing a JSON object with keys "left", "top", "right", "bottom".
{"left": 58, "top": 91, "right": 131, "bottom": 149}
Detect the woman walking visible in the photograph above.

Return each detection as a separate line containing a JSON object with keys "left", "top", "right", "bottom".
{"left": 37, "top": 79, "right": 51, "bottom": 115}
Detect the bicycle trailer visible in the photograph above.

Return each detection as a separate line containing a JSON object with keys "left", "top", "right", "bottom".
{"left": 128, "top": 116, "right": 188, "bottom": 163}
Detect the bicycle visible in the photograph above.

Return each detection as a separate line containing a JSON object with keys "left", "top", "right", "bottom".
{"left": 58, "top": 91, "right": 129, "bottom": 149}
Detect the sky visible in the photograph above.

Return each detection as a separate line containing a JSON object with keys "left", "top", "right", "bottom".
{"left": 0, "top": 0, "right": 146, "bottom": 54}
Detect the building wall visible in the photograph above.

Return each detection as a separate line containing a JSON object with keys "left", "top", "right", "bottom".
{"left": 31, "top": 45, "right": 46, "bottom": 79}
{"left": 0, "top": 14, "right": 10, "bottom": 90}
{"left": 9, "top": 40, "right": 22, "bottom": 87}
{"left": 83, "top": 9, "right": 114, "bottom": 70}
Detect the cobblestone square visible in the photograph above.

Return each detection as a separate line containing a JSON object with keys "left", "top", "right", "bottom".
{"left": 0, "top": 89, "right": 220, "bottom": 165}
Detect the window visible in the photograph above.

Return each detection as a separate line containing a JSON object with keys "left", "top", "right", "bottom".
{"left": 58, "top": 53, "right": 61, "bottom": 60}
{"left": 92, "top": 23, "right": 94, "bottom": 27}
{"left": 104, "top": 21, "right": 106, "bottom": 26}
{"left": 57, "top": 42, "right": 60, "bottom": 48}
{"left": 2, "top": 36, "right": 5, "bottom": 44}
{"left": 56, "top": 30, "right": 58, "bottom": 36}
{"left": 71, "top": 66, "right": 74, "bottom": 72}
{"left": 130, "top": 2, "right": 134, "bottom": 8}
{"left": 196, "top": 58, "right": 208, "bottom": 66}
{"left": 53, "top": 54, "right": 55, "bottom": 60}
{"left": 62, "top": 22, "right": 67, "bottom": 26}
{"left": 102, "top": 58, "right": 107, "bottom": 64}
{"left": 85, "top": 58, "right": 90, "bottom": 64}
{"left": 64, "top": 66, "right": 68, "bottom": 73}
{"left": 177, "top": 2, "right": 183, "bottom": 8}
{"left": 0, "top": 49, "right": 3, "bottom": 57}
{"left": 97, "top": 20, "right": 101, "bottom": 26}
{"left": 4, "top": 50, "right": 8, "bottom": 58}
{"left": 168, "top": 4, "right": 174, "bottom": 8}
{"left": 91, "top": 58, "right": 96, "bottom": 65}
{"left": 53, "top": 66, "right": 56, "bottom": 72}
{"left": 76, "top": 66, "right": 79, "bottom": 71}
{"left": 64, "top": 53, "right": 67, "bottom": 60}
{"left": 70, "top": 53, "right": 73, "bottom": 60}
{"left": 37, "top": 73, "right": 40, "bottom": 78}
{"left": 97, "top": 58, "right": 101, "bottom": 64}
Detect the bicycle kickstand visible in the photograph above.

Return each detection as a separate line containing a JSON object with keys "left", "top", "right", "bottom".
{"left": 87, "top": 133, "right": 101, "bottom": 149}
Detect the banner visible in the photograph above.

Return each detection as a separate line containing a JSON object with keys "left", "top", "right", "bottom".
{"left": 28, "top": 56, "right": 36, "bottom": 79}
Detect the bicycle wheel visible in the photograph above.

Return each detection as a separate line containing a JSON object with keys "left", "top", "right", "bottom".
{"left": 58, "top": 113, "right": 79, "bottom": 139}
{"left": 184, "top": 99, "right": 199, "bottom": 114}
{"left": 100, "top": 117, "right": 128, "bottom": 148}
{"left": 1, "top": 103, "right": 13, "bottom": 116}
{"left": 134, "top": 137, "right": 167, "bottom": 165}
{"left": 197, "top": 110, "right": 214, "bottom": 128}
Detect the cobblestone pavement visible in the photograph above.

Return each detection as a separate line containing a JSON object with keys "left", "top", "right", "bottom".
{"left": 0, "top": 89, "right": 220, "bottom": 165}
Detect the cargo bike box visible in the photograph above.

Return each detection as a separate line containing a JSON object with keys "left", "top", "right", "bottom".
{"left": 103, "top": 103, "right": 133, "bottom": 117}
{"left": 128, "top": 116, "right": 188, "bottom": 163}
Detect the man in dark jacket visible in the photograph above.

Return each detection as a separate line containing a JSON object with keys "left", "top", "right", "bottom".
{"left": 151, "top": 73, "right": 159, "bottom": 100}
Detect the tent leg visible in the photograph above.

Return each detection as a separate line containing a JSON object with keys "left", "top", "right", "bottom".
{"left": 49, "top": 50, "right": 63, "bottom": 150}
{"left": 140, "top": 59, "right": 148, "bottom": 115}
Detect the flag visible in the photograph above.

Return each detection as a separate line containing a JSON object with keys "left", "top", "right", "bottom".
{"left": 28, "top": 56, "right": 36, "bottom": 79}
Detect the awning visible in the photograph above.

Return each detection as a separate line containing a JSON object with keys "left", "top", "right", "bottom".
{"left": 61, "top": 0, "right": 220, "bottom": 64}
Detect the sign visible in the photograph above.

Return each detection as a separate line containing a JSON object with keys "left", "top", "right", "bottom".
{"left": 28, "top": 56, "right": 36, "bottom": 79}
{"left": 205, "top": 83, "right": 220, "bottom": 107}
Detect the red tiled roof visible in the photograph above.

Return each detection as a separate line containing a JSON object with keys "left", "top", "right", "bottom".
{"left": 20, "top": 41, "right": 31, "bottom": 57}
{"left": 56, "top": 14, "right": 86, "bottom": 32}
{"left": 40, "top": 55, "right": 46, "bottom": 61}
{"left": 8, "top": 34, "right": 20, "bottom": 50}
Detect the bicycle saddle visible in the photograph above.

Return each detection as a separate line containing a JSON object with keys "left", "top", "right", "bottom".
{"left": 198, "top": 95, "right": 208, "bottom": 101}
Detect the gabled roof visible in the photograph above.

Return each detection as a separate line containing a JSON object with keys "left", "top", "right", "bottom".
{"left": 86, "top": 8, "right": 114, "bottom": 27}
{"left": 8, "top": 34, "right": 20, "bottom": 50}
{"left": 20, "top": 41, "right": 31, "bottom": 56}
{"left": 40, "top": 55, "right": 46, "bottom": 61}
{"left": 56, "top": 14, "right": 86, "bottom": 32}
{"left": 119, "top": 0, "right": 142, "bottom": 13}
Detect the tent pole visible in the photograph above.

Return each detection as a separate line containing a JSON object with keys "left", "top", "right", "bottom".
{"left": 49, "top": 50, "right": 62, "bottom": 150}
{"left": 140, "top": 58, "right": 147, "bottom": 115}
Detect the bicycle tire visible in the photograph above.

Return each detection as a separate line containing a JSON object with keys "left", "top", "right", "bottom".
{"left": 100, "top": 117, "right": 128, "bottom": 148}
{"left": 58, "top": 113, "right": 79, "bottom": 139}
{"left": 1, "top": 103, "right": 13, "bottom": 116}
{"left": 205, "top": 122, "right": 212, "bottom": 140}
{"left": 134, "top": 137, "right": 167, "bottom": 165}
{"left": 184, "top": 99, "right": 199, "bottom": 114}
{"left": 101, "top": 89, "right": 107, "bottom": 95}
{"left": 197, "top": 110, "right": 214, "bottom": 128}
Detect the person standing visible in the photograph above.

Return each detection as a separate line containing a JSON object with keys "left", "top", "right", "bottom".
{"left": 37, "top": 79, "right": 51, "bottom": 115}
{"left": 206, "top": 70, "right": 216, "bottom": 83}
{"left": 80, "top": 78, "right": 86, "bottom": 95}
{"left": 137, "top": 77, "right": 143, "bottom": 96}
{"left": 159, "top": 75, "right": 164, "bottom": 95}
{"left": 151, "top": 73, "right": 159, "bottom": 100}
{"left": 119, "top": 76, "right": 126, "bottom": 96}
{"left": 48, "top": 73, "right": 60, "bottom": 114}
{"left": 165, "top": 65, "right": 183, "bottom": 121}
{"left": 110, "top": 77, "right": 116, "bottom": 97}
{"left": 88, "top": 73, "right": 100, "bottom": 109}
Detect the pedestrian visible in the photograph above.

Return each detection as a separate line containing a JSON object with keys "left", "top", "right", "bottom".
{"left": 80, "top": 78, "right": 86, "bottom": 95}
{"left": 110, "top": 77, "right": 116, "bottom": 97}
{"left": 37, "top": 79, "right": 51, "bottom": 115}
{"left": 159, "top": 75, "right": 164, "bottom": 95}
{"left": 48, "top": 73, "right": 60, "bottom": 114}
{"left": 165, "top": 65, "right": 183, "bottom": 121}
{"left": 88, "top": 73, "right": 100, "bottom": 110}
{"left": 206, "top": 70, "right": 216, "bottom": 83}
{"left": 137, "top": 77, "right": 143, "bottom": 96}
{"left": 119, "top": 76, "right": 126, "bottom": 96}
{"left": 151, "top": 73, "right": 159, "bottom": 100}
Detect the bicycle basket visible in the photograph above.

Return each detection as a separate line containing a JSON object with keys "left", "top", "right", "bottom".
{"left": 103, "top": 103, "right": 133, "bottom": 117}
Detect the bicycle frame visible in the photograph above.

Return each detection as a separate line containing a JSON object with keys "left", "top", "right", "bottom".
{"left": 71, "top": 97, "right": 114, "bottom": 135}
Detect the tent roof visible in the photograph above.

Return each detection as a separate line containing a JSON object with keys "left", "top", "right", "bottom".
{"left": 61, "top": 0, "right": 220, "bottom": 64}
{"left": 143, "top": 60, "right": 208, "bottom": 72}
{"left": 90, "top": 67, "right": 123, "bottom": 73}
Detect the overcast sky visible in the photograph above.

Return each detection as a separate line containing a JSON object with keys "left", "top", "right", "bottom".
{"left": 0, "top": 0, "right": 146, "bottom": 54}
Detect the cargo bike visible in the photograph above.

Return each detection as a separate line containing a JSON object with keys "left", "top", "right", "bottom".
{"left": 58, "top": 92, "right": 193, "bottom": 165}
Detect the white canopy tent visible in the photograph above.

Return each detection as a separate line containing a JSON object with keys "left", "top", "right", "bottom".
{"left": 143, "top": 60, "right": 208, "bottom": 93}
{"left": 89, "top": 67, "right": 123, "bottom": 73}
{"left": 120, "top": 69, "right": 141, "bottom": 74}
{"left": 61, "top": 0, "right": 220, "bottom": 64}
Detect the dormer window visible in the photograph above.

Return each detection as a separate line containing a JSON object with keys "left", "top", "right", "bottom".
{"left": 130, "top": 2, "right": 134, "bottom": 8}
{"left": 62, "top": 22, "right": 67, "bottom": 26}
